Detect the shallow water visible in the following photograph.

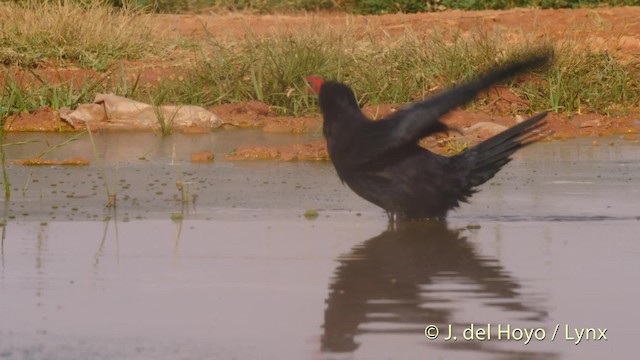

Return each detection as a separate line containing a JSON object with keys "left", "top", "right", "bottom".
{"left": 0, "top": 133, "right": 639, "bottom": 359}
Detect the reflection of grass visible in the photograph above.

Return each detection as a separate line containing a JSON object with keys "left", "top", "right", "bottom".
{"left": 173, "top": 152, "right": 196, "bottom": 205}
{"left": 86, "top": 126, "right": 117, "bottom": 208}
{"left": 175, "top": 180, "right": 192, "bottom": 203}
{"left": 33, "top": 131, "right": 86, "bottom": 159}
{"left": 0, "top": 76, "right": 22, "bottom": 198}
{"left": 0, "top": 119, "right": 10, "bottom": 198}
{"left": 12, "top": 132, "right": 87, "bottom": 167}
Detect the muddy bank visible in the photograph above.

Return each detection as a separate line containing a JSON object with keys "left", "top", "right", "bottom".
{"left": 7, "top": 101, "right": 639, "bottom": 161}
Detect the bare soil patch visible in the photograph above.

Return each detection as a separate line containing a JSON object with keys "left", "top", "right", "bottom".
{"left": 160, "top": 7, "right": 640, "bottom": 62}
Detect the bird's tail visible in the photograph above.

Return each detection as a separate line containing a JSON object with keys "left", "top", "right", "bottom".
{"left": 457, "top": 112, "right": 549, "bottom": 188}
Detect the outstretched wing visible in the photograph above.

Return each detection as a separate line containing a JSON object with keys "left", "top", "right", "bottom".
{"left": 348, "top": 53, "right": 551, "bottom": 166}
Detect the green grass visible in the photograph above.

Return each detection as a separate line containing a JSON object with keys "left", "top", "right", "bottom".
{"left": 86, "top": 125, "right": 117, "bottom": 207}
{"left": 2, "top": 28, "right": 639, "bottom": 117}
{"left": 167, "top": 29, "right": 639, "bottom": 115}
{"left": 0, "top": 1, "right": 638, "bottom": 119}
{"left": 517, "top": 46, "right": 640, "bottom": 114}
{"left": 0, "top": 67, "right": 130, "bottom": 116}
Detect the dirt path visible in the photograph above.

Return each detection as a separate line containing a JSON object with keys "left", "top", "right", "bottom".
{"left": 161, "top": 7, "right": 640, "bottom": 62}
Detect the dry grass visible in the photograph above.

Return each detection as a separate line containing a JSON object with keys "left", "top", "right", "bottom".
{"left": 164, "top": 27, "right": 638, "bottom": 115}
{"left": 0, "top": 0, "right": 176, "bottom": 70}
{"left": 1, "top": 3, "right": 638, "bottom": 117}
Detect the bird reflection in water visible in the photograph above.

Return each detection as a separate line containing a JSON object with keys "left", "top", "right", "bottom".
{"left": 321, "top": 221, "right": 557, "bottom": 359}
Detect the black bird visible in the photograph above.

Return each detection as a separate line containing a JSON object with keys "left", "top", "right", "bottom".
{"left": 307, "top": 54, "right": 550, "bottom": 221}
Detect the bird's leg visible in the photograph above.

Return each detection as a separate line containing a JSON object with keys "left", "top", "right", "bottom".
{"left": 386, "top": 211, "right": 398, "bottom": 231}
{"left": 386, "top": 210, "right": 396, "bottom": 222}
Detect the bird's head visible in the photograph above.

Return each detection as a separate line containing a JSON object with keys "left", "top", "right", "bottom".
{"left": 306, "top": 75, "right": 358, "bottom": 110}
{"left": 306, "top": 75, "right": 325, "bottom": 95}
{"left": 305, "top": 76, "right": 362, "bottom": 140}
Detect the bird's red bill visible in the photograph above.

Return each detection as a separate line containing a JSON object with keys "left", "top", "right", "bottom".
{"left": 306, "top": 75, "right": 324, "bottom": 95}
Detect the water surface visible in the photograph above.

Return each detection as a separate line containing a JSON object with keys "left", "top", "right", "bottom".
{"left": 0, "top": 133, "right": 638, "bottom": 359}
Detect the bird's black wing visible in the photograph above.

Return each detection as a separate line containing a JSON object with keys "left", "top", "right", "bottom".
{"left": 348, "top": 53, "right": 551, "bottom": 167}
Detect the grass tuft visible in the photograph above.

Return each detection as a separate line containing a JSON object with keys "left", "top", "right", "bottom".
{"left": 0, "top": 0, "right": 171, "bottom": 70}
{"left": 172, "top": 27, "right": 639, "bottom": 116}
{"left": 516, "top": 42, "right": 640, "bottom": 114}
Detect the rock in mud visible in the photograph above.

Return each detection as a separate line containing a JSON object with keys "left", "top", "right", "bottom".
{"left": 191, "top": 151, "right": 215, "bottom": 163}
{"left": 224, "top": 141, "right": 329, "bottom": 161}
{"left": 13, "top": 157, "right": 90, "bottom": 166}
{"left": 59, "top": 94, "right": 222, "bottom": 131}
{"left": 580, "top": 119, "right": 602, "bottom": 128}
{"left": 464, "top": 122, "right": 508, "bottom": 138}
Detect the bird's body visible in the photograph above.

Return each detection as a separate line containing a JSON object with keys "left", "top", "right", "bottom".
{"left": 308, "top": 54, "right": 550, "bottom": 221}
